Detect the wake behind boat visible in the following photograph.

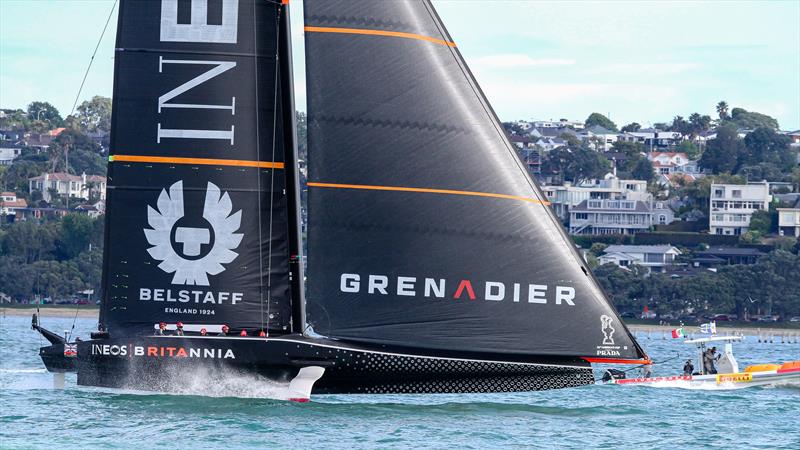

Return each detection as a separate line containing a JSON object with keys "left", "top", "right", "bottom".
{"left": 602, "top": 335, "right": 800, "bottom": 389}
{"left": 32, "top": 0, "right": 649, "bottom": 401}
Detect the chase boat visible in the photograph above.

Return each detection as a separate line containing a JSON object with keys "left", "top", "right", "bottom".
{"left": 603, "top": 336, "right": 800, "bottom": 389}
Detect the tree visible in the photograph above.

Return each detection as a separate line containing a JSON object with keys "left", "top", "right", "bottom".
{"left": 730, "top": 108, "right": 779, "bottom": 130}
{"left": 48, "top": 128, "right": 105, "bottom": 174}
{"left": 26, "top": 101, "right": 63, "bottom": 128}
{"left": 584, "top": 112, "right": 618, "bottom": 132}
{"left": 675, "top": 140, "right": 700, "bottom": 160}
{"left": 73, "top": 96, "right": 112, "bottom": 135}
{"left": 621, "top": 122, "right": 641, "bottom": 133}
{"left": 541, "top": 146, "right": 611, "bottom": 184}
{"left": 699, "top": 125, "right": 745, "bottom": 173}
{"left": 611, "top": 141, "right": 646, "bottom": 158}
{"left": 739, "top": 163, "right": 784, "bottom": 182}
{"left": 742, "top": 127, "right": 794, "bottom": 170}
{"left": 688, "top": 113, "right": 712, "bottom": 135}
{"left": 669, "top": 115, "right": 690, "bottom": 135}
{"left": 559, "top": 132, "right": 582, "bottom": 148}
{"left": 631, "top": 157, "right": 655, "bottom": 183}
{"left": 56, "top": 214, "right": 95, "bottom": 260}
{"left": 716, "top": 101, "right": 729, "bottom": 121}
{"left": 748, "top": 210, "right": 771, "bottom": 236}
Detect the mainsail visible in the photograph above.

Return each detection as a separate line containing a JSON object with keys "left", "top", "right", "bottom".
{"left": 101, "top": 0, "right": 301, "bottom": 334}
{"left": 304, "top": 0, "right": 646, "bottom": 361}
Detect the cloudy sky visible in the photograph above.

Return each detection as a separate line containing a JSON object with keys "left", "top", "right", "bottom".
{"left": 1, "top": 0, "right": 798, "bottom": 129}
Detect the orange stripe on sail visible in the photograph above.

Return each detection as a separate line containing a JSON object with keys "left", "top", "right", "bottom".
{"left": 307, "top": 182, "right": 550, "bottom": 205}
{"left": 304, "top": 26, "right": 456, "bottom": 47}
{"left": 110, "top": 155, "right": 284, "bottom": 169}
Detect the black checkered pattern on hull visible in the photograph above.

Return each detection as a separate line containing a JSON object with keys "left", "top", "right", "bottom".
{"left": 313, "top": 346, "right": 593, "bottom": 393}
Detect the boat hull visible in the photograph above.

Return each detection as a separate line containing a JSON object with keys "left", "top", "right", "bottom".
{"left": 606, "top": 367, "right": 800, "bottom": 389}
{"left": 43, "top": 334, "right": 594, "bottom": 395}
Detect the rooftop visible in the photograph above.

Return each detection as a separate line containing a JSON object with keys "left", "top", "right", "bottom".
{"left": 604, "top": 245, "right": 678, "bottom": 254}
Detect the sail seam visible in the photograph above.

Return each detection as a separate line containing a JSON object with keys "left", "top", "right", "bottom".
{"left": 308, "top": 182, "right": 551, "bottom": 205}
{"left": 304, "top": 26, "right": 456, "bottom": 47}
{"left": 109, "top": 155, "right": 284, "bottom": 169}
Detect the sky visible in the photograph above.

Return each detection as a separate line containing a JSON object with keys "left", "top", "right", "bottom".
{"left": 1, "top": 0, "right": 798, "bottom": 129}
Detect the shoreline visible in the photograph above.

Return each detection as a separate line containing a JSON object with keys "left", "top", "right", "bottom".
{"left": 3, "top": 306, "right": 799, "bottom": 335}
{"left": 1, "top": 306, "right": 99, "bottom": 318}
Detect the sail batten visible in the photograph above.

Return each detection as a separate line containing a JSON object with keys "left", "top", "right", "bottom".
{"left": 304, "top": 0, "right": 646, "bottom": 361}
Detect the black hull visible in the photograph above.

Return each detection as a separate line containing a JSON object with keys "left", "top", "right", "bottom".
{"left": 42, "top": 334, "right": 594, "bottom": 396}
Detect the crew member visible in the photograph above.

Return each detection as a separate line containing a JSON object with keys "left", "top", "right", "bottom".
{"left": 218, "top": 324, "right": 230, "bottom": 336}
{"left": 156, "top": 322, "right": 167, "bottom": 335}
{"left": 200, "top": 328, "right": 207, "bottom": 336}
{"left": 240, "top": 329, "right": 248, "bottom": 336}
{"left": 683, "top": 359, "right": 694, "bottom": 376}
{"left": 703, "top": 347, "right": 718, "bottom": 374}
{"left": 175, "top": 322, "right": 184, "bottom": 336}
{"left": 642, "top": 363, "right": 653, "bottom": 379}
{"left": 258, "top": 330, "right": 266, "bottom": 337}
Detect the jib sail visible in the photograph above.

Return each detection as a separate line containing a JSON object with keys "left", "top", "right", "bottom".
{"left": 101, "top": 0, "right": 301, "bottom": 335}
{"left": 303, "top": 0, "right": 646, "bottom": 361}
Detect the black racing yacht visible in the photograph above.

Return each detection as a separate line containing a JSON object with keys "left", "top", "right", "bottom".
{"left": 33, "top": 0, "right": 648, "bottom": 401}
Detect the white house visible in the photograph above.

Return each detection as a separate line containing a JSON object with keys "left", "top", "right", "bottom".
{"left": 777, "top": 207, "right": 800, "bottom": 237}
{"left": 542, "top": 177, "right": 650, "bottom": 220}
{"left": 29, "top": 172, "right": 107, "bottom": 203}
{"left": 0, "top": 191, "right": 27, "bottom": 217}
{"left": 709, "top": 182, "right": 771, "bottom": 236}
{"left": 0, "top": 147, "right": 21, "bottom": 166}
{"left": 599, "top": 245, "right": 681, "bottom": 272}
{"left": 619, "top": 129, "right": 682, "bottom": 149}
{"left": 580, "top": 125, "right": 618, "bottom": 151}
{"left": 569, "top": 199, "right": 653, "bottom": 235}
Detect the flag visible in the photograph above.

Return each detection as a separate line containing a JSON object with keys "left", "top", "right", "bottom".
{"left": 63, "top": 344, "right": 77, "bottom": 357}
{"left": 671, "top": 327, "right": 685, "bottom": 338}
{"left": 699, "top": 322, "right": 717, "bottom": 334}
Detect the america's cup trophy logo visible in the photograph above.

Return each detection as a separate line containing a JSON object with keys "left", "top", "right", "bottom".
{"left": 145, "top": 181, "right": 243, "bottom": 286}
{"left": 600, "top": 315, "right": 615, "bottom": 345}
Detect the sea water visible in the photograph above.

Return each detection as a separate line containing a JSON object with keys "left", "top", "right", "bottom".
{"left": 1, "top": 315, "right": 798, "bottom": 449}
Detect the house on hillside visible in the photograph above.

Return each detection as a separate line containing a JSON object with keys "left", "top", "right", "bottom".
{"left": 568, "top": 198, "right": 653, "bottom": 235}
{"left": 692, "top": 247, "right": 765, "bottom": 266}
{"left": 777, "top": 197, "right": 800, "bottom": 237}
{"left": 618, "top": 129, "right": 682, "bottom": 149}
{"left": 0, "top": 192, "right": 27, "bottom": 219}
{"left": 74, "top": 200, "right": 106, "bottom": 218}
{"left": 647, "top": 152, "right": 700, "bottom": 176}
{"left": 580, "top": 125, "right": 618, "bottom": 151}
{"left": 542, "top": 177, "right": 650, "bottom": 220}
{"left": 0, "top": 147, "right": 21, "bottom": 166}
{"left": 599, "top": 245, "right": 681, "bottom": 272}
{"left": 24, "top": 127, "right": 66, "bottom": 150}
{"left": 709, "top": 182, "right": 771, "bottom": 236}
{"left": 29, "top": 172, "right": 107, "bottom": 203}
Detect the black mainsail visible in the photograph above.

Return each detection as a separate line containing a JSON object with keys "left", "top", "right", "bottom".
{"left": 304, "top": 0, "right": 646, "bottom": 362}
{"left": 101, "top": 0, "right": 300, "bottom": 334}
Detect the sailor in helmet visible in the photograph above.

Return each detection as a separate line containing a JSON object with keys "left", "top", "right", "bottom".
{"left": 156, "top": 322, "right": 168, "bottom": 335}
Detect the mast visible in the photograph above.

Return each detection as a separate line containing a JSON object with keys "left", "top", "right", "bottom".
{"left": 278, "top": 1, "right": 306, "bottom": 333}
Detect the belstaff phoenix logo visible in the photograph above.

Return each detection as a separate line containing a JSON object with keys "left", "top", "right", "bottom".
{"left": 600, "top": 315, "right": 615, "bottom": 345}
{"left": 145, "top": 181, "right": 242, "bottom": 286}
